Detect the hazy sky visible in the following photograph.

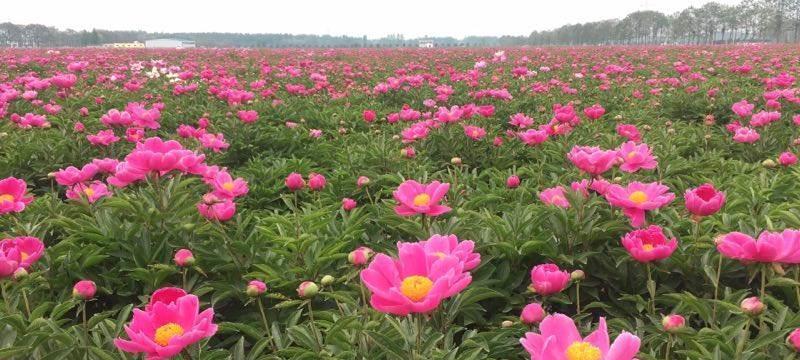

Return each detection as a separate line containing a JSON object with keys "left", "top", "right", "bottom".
{"left": 4, "top": 0, "right": 742, "bottom": 39}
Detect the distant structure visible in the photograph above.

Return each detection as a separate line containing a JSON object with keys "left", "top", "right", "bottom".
{"left": 418, "top": 39, "right": 434, "bottom": 48}
{"left": 145, "top": 39, "right": 196, "bottom": 49}
{"left": 101, "top": 41, "right": 144, "bottom": 48}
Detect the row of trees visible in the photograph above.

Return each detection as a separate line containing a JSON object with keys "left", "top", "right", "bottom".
{"left": 1, "top": 0, "right": 798, "bottom": 48}
{"left": 530, "top": 0, "right": 800, "bottom": 45}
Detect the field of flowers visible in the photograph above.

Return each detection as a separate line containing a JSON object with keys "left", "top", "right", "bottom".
{"left": 2, "top": 45, "right": 800, "bottom": 359}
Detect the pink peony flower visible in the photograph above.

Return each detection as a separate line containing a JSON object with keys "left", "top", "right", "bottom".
{"left": 684, "top": 183, "right": 725, "bottom": 217}
{"left": 567, "top": 146, "right": 618, "bottom": 176}
{"left": 733, "top": 127, "right": 760, "bottom": 143}
{"left": 716, "top": 230, "right": 800, "bottom": 264}
{"left": 114, "top": 290, "right": 217, "bottom": 359}
{"left": 732, "top": 99, "right": 755, "bottom": 118}
{"left": 740, "top": 296, "right": 765, "bottom": 316}
{"left": 463, "top": 125, "right": 487, "bottom": 141}
{"left": 604, "top": 182, "right": 675, "bottom": 227}
{"left": 506, "top": 175, "right": 521, "bottom": 189}
{"left": 518, "top": 129, "right": 550, "bottom": 146}
{"left": 211, "top": 171, "right": 248, "bottom": 199}
{"left": 520, "top": 313, "right": 640, "bottom": 360}
{"left": 363, "top": 109, "right": 377, "bottom": 123}
{"left": 0, "top": 177, "right": 34, "bottom": 214}
{"left": 66, "top": 181, "right": 112, "bottom": 203}
{"left": 621, "top": 225, "right": 678, "bottom": 263}
{"left": 360, "top": 241, "right": 472, "bottom": 315}
{"left": 530, "top": 263, "right": 570, "bottom": 296}
{"left": 616, "top": 124, "right": 642, "bottom": 142}
{"left": 87, "top": 129, "right": 121, "bottom": 146}
{"left": 197, "top": 194, "right": 236, "bottom": 222}
{"left": 539, "top": 186, "right": 570, "bottom": 208}
{"left": 54, "top": 164, "right": 99, "bottom": 186}
{"left": 399, "top": 234, "right": 481, "bottom": 271}
{"left": 0, "top": 236, "right": 44, "bottom": 271}
{"left": 393, "top": 180, "right": 451, "bottom": 217}
{"left": 583, "top": 104, "right": 605, "bottom": 120}
{"left": 616, "top": 141, "right": 657, "bottom": 173}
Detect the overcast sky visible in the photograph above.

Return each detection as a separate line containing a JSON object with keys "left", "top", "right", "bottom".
{"left": 4, "top": 0, "right": 742, "bottom": 39}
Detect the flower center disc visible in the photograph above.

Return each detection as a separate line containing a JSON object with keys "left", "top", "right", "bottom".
{"left": 628, "top": 191, "right": 648, "bottom": 204}
{"left": 413, "top": 193, "right": 431, "bottom": 207}
{"left": 222, "top": 182, "right": 235, "bottom": 191}
{"left": 400, "top": 275, "right": 433, "bottom": 302}
{"left": 565, "top": 341, "right": 602, "bottom": 360}
{"left": 0, "top": 194, "right": 14, "bottom": 203}
{"left": 154, "top": 322, "right": 184, "bottom": 347}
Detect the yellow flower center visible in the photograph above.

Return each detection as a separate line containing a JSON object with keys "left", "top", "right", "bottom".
{"left": 628, "top": 191, "right": 648, "bottom": 204}
{"left": 565, "top": 341, "right": 602, "bottom": 360}
{"left": 0, "top": 194, "right": 14, "bottom": 203}
{"left": 400, "top": 275, "right": 433, "bottom": 302}
{"left": 154, "top": 323, "right": 184, "bottom": 347}
{"left": 434, "top": 252, "right": 446, "bottom": 259}
{"left": 471, "top": 130, "right": 480, "bottom": 137}
{"left": 84, "top": 188, "right": 95, "bottom": 197}
{"left": 642, "top": 244, "right": 654, "bottom": 252}
{"left": 627, "top": 151, "right": 637, "bottom": 159}
{"left": 20, "top": 252, "right": 29, "bottom": 261}
{"left": 222, "top": 182, "right": 235, "bottom": 191}
{"left": 413, "top": 193, "right": 431, "bottom": 207}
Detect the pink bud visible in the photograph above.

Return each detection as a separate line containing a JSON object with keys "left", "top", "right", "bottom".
{"left": 72, "top": 280, "right": 97, "bottom": 300}
{"left": 297, "top": 281, "right": 319, "bottom": 298}
{"left": 308, "top": 173, "right": 327, "bottom": 191}
{"left": 173, "top": 249, "right": 195, "bottom": 267}
{"left": 741, "top": 296, "right": 765, "bottom": 316}
{"left": 348, "top": 246, "right": 373, "bottom": 266}
{"left": 246, "top": 280, "right": 267, "bottom": 297}
{"left": 342, "top": 198, "right": 357, "bottom": 211}
{"left": 357, "top": 176, "right": 370, "bottom": 187}
{"left": 520, "top": 303, "right": 545, "bottom": 324}
{"left": 285, "top": 172, "right": 305, "bottom": 191}
{"left": 506, "top": 175, "right": 520, "bottom": 188}
{"left": 662, "top": 314, "right": 685, "bottom": 333}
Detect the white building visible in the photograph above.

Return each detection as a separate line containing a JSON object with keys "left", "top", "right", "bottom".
{"left": 102, "top": 41, "right": 145, "bottom": 48}
{"left": 145, "top": 39, "right": 196, "bottom": 49}
{"left": 418, "top": 39, "right": 434, "bottom": 48}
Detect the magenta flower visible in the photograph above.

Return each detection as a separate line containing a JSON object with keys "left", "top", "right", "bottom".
{"left": 684, "top": 183, "right": 725, "bottom": 217}
{"left": 604, "top": 182, "right": 675, "bottom": 227}
{"left": 0, "top": 177, "right": 33, "bottom": 214}
{"left": 463, "top": 125, "right": 487, "bottom": 141}
{"left": 87, "top": 129, "right": 121, "bottom": 146}
{"left": 114, "top": 291, "right": 217, "bottom": 359}
{"left": 54, "top": 164, "right": 99, "bottom": 186}
{"left": 285, "top": 172, "right": 305, "bottom": 191}
{"left": 567, "top": 146, "right": 618, "bottom": 176}
{"left": 393, "top": 180, "right": 451, "bottom": 217}
{"left": 211, "top": 171, "right": 248, "bottom": 199}
{"left": 733, "top": 127, "right": 760, "bottom": 143}
{"left": 530, "top": 263, "right": 570, "bottom": 296}
{"left": 520, "top": 303, "right": 545, "bottom": 325}
{"left": 539, "top": 186, "right": 570, "bottom": 208}
{"left": 520, "top": 313, "right": 640, "bottom": 360}
{"left": 616, "top": 141, "right": 657, "bottom": 173}
{"left": 399, "top": 234, "right": 481, "bottom": 271}
{"left": 66, "top": 181, "right": 112, "bottom": 203}
{"left": 621, "top": 225, "right": 678, "bottom": 263}
{"left": 197, "top": 194, "right": 236, "bottom": 222}
{"left": 359, "top": 241, "right": 472, "bottom": 315}
{"left": 716, "top": 230, "right": 800, "bottom": 264}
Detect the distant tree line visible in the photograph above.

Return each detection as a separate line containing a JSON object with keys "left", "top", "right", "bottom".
{"left": 1, "top": 0, "right": 798, "bottom": 48}
{"left": 530, "top": 0, "right": 800, "bottom": 45}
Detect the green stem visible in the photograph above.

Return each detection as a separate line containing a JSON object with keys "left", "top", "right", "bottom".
{"left": 257, "top": 299, "right": 276, "bottom": 351}
{"left": 646, "top": 263, "right": 656, "bottom": 315}
{"left": 182, "top": 268, "right": 188, "bottom": 291}
{"left": 415, "top": 314, "right": 423, "bottom": 360}
{"left": 712, "top": 254, "right": 723, "bottom": 327}
{"left": 1, "top": 281, "right": 11, "bottom": 314}
{"left": 759, "top": 265, "right": 767, "bottom": 332}
{"left": 665, "top": 333, "right": 671, "bottom": 360}
{"left": 576, "top": 281, "right": 581, "bottom": 314}
{"left": 795, "top": 266, "right": 800, "bottom": 309}
{"left": 307, "top": 302, "right": 322, "bottom": 351}
{"left": 20, "top": 288, "right": 30, "bottom": 318}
